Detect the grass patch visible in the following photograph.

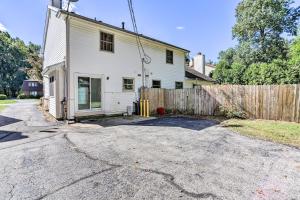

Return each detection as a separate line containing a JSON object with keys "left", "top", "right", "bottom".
{"left": 0, "top": 105, "right": 7, "bottom": 112}
{"left": 222, "top": 119, "right": 300, "bottom": 148}
{"left": 0, "top": 100, "right": 17, "bottom": 104}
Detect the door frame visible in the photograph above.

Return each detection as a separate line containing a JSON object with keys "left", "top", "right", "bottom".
{"left": 74, "top": 73, "right": 105, "bottom": 113}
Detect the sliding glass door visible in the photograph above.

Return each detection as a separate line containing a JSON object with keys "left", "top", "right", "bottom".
{"left": 78, "top": 77, "right": 101, "bottom": 110}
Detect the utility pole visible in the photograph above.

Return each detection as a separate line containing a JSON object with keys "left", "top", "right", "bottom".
{"left": 142, "top": 58, "right": 145, "bottom": 88}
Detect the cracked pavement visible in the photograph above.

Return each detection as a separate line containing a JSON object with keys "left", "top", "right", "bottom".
{"left": 0, "top": 100, "right": 300, "bottom": 200}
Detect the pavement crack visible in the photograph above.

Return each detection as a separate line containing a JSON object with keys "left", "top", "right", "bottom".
{"left": 35, "top": 167, "right": 119, "bottom": 200}
{"left": 63, "top": 133, "right": 121, "bottom": 167}
{"left": 140, "top": 168, "right": 221, "bottom": 199}
{"left": 64, "top": 133, "right": 221, "bottom": 199}
{"left": 8, "top": 182, "right": 16, "bottom": 200}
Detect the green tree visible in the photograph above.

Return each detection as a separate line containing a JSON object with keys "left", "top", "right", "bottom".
{"left": 27, "top": 42, "right": 42, "bottom": 80}
{"left": 0, "top": 31, "right": 41, "bottom": 97}
{"left": 286, "top": 36, "right": 300, "bottom": 83}
{"left": 213, "top": 0, "right": 300, "bottom": 85}
{"left": 233, "top": 0, "right": 299, "bottom": 62}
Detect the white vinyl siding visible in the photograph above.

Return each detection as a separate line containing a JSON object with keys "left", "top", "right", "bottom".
{"left": 43, "top": 8, "right": 66, "bottom": 68}
{"left": 49, "top": 96, "right": 56, "bottom": 117}
{"left": 67, "top": 17, "right": 186, "bottom": 118}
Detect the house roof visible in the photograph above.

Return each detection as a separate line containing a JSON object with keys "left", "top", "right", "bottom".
{"left": 206, "top": 64, "right": 216, "bottom": 68}
{"left": 185, "top": 67, "right": 215, "bottom": 82}
{"left": 23, "top": 79, "right": 41, "bottom": 82}
{"left": 60, "top": 10, "right": 190, "bottom": 53}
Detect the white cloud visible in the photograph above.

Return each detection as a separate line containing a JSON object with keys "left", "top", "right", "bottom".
{"left": 0, "top": 23, "right": 7, "bottom": 32}
{"left": 176, "top": 26, "right": 185, "bottom": 30}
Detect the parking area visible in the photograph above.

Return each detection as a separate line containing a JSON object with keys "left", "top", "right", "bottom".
{"left": 0, "top": 101, "right": 300, "bottom": 199}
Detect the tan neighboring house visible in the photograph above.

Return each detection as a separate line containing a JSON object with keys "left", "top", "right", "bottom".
{"left": 185, "top": 53, "right": 215, "bottom": 87}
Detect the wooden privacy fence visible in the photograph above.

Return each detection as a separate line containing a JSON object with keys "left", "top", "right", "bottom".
{"left": 141, "top": 84, "right": 300, "bottom": 123}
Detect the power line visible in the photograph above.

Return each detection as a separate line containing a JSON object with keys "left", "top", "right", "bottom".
{"left": 127, "top": 0, "right": 151, "bottom": 65}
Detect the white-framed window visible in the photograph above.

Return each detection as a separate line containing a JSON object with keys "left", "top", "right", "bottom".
{"left": 152, "top": 80, "right": 161, "bottom": 88}
{"left": 78, "top": 76, "right": 102, "bottom": 110}
{"left": 29, "top": 82, "right": 38, "bottom": 87}
{"left": 30, "top": 91, "right": 38, "bottom": 96}
{"left": 100, "top": 31, "right": 114, "bottom": 52}
{"left": 122, "top": 78, "right": 134, "bottom": 92}
{"left": 166, "top": 49, "right": 173, "bottom": 64}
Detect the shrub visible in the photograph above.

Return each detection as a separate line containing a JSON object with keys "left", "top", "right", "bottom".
{"left": 219, "top": 105, "right": 247, "bottom": 119}
{"left": 17, "top": 94, "right": 27, "bottom": 99}
{"left": 165, "top": 108, "right": 172, "bottom": 114}
{"left": 0, "top": 94, "right": 7, "bottom": 100}
{"left": 17, "top": 94, "right": 42, "bottom": 99}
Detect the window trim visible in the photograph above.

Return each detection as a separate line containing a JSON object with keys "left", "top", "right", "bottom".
{"left": 100, "top": 31, "right": 115, "bottom": 53}
{"left": 166, "top": 49, "right": 174, "bottom": 64}
{"left": 152, "top": 80, "right": 161, "bottom": 88}
{"left": 122, "top": 77, "right": 135, "bottom": 92}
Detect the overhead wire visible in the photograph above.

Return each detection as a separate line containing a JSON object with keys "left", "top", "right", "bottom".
{"left": 127, "top": 0, "right": 151, "bottom": 64}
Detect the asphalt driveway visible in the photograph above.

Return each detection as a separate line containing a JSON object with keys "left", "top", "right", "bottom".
{"left": 0, "top": 100, "right": 300, "bottom": 200}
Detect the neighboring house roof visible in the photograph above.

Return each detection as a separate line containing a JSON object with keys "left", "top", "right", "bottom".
{"left": 59, "top": 10, "right": 190, "bottom": 53}
{"left": 185, "top": 67, "right": 215, "bottom": 82}
{"left": 206, "top": 64, "right": 216, "bottom": 68}
{"left": 23, "top": 80, "right": 43, "bottom": 84}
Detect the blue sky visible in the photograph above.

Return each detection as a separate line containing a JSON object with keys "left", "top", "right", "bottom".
{"left": 0, "top": 0, "right": 299, "bottom": 61}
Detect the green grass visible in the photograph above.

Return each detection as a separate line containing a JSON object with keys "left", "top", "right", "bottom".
{"left": 0, "top": 100, "right": 17, "bottom": 104}
{"left": 222, "top": 119, "right": 300, "bottom": 148}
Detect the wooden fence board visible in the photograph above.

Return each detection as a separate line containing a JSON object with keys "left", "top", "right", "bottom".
{"left": 142, "top": 84, "right": 300, "bottom": 123}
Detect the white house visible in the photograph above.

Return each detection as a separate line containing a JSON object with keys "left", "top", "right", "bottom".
{"left": 42, "top": 2, "right": 189, "bottom": 120}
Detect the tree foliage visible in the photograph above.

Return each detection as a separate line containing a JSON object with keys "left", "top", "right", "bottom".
{"left": 213, "top": 0, "right": 300, "bottom": 85}
{"left": 0, "top": 31, "right": 42, "bottom": 97}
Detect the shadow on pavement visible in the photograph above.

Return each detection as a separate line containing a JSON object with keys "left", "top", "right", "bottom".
{"left": 129, "top": 117, "right": 218, "bottom": 131}
{"left": 0, "top": 115, "right": 22, "bottom": 127}
{"left": 80, "top": 117, "right": 218, "bottom": 131}
{"left": 0, "top": 131, "right": 28, "bottom": 142}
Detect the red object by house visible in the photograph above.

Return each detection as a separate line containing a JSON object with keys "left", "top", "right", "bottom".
{"left": 157, "top": 107, "right": 165, "bottom": 116}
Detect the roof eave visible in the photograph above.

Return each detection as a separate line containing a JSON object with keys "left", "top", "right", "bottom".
{"left": 60, "top": 10, "right": 190, "bottom": 53}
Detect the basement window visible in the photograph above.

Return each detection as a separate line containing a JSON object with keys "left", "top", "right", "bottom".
{"left": 123, "top": 78, "right": 135, "bottom": 91}
{"left": 166, "top": 49, "right": 173, "bottom": 64}
{"left": 152, "top": 80, "right": 161, "bottom": 88}
{"left": 100, "top": 32, "right": 114, "bottom": 52}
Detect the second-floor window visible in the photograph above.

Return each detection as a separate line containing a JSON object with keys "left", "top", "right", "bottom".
{"left": 29, "top": 82, "right": 38, "bottom": 87}
{"left": 100, "top": 32, "right": 114, "bottom": 52}
{"left": 166, "top": 50, "right": 173, "bottom": 64}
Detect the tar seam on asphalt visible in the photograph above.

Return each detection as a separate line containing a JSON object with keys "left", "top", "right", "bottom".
{"left": 57, "top": 133, "right": 222, "bottom": 200}
{"left": 34, "top": 167, "right": 119, "bottom": 200}
{"left": 0, "top": 133, "right": 61, "bottom": 151}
